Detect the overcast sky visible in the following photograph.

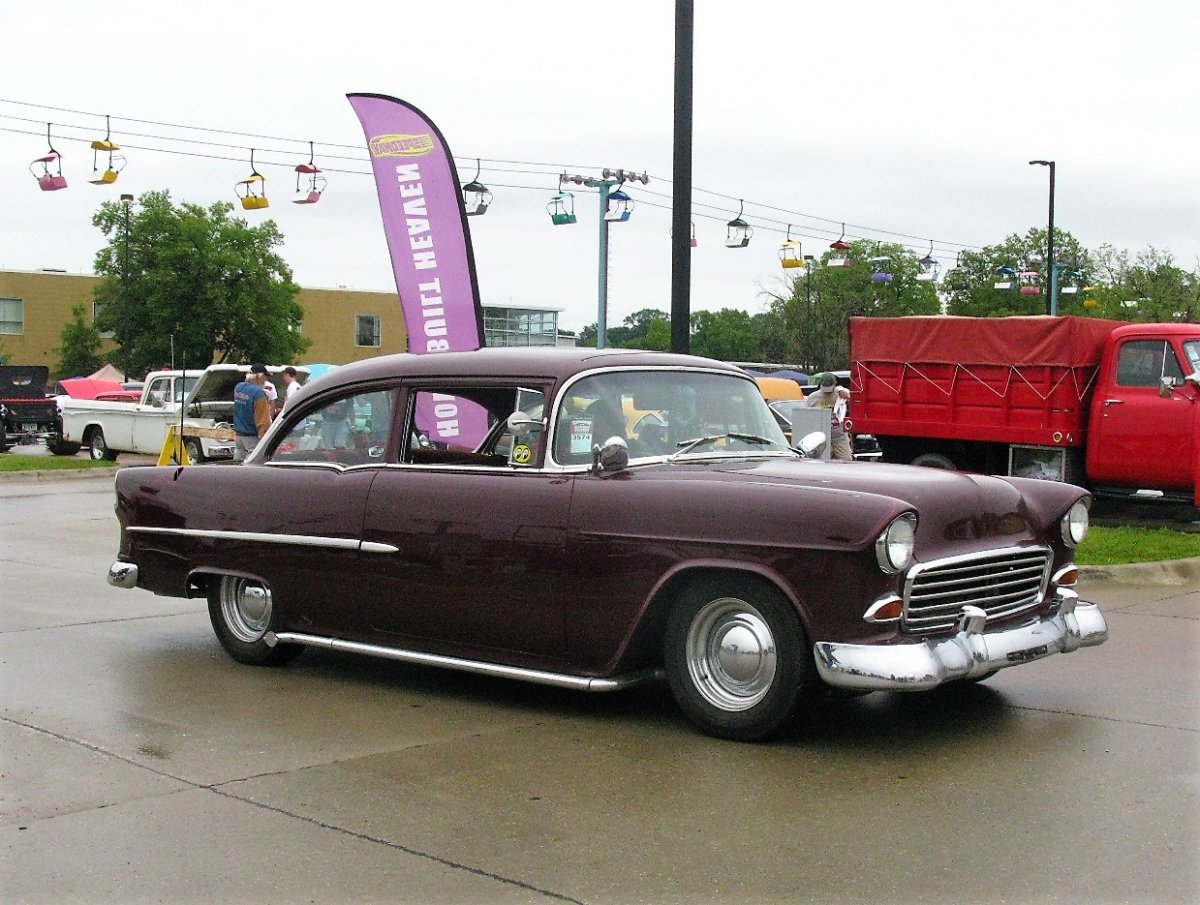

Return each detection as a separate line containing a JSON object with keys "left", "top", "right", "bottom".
{"left": 2, "top": 1, "right": 1197, "bottom": 335}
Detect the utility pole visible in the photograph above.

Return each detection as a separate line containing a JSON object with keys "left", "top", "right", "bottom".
{"left": 560, "top": 169, "right": 648, "bottom": 349}
{"left": 120, "top": 193, "right": 133, "bottom": 379}
{"left": 671, "top": 0, "right": 694, "bottom": 353}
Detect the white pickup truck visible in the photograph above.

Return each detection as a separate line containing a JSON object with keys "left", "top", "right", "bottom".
{"left": 58, "top": 364, "right": 305, "bottom": 462}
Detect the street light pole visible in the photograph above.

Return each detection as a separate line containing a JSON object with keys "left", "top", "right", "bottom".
{"left": 1029, "top": 160, "right": 1056, "bottom": 315}
{"left": 120, "top": 193, "right": 133, "bottom": 379}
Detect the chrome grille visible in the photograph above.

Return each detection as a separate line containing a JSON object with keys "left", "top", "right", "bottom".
{"left": 902, "top": 546, "right": 1051, "bottom": 635}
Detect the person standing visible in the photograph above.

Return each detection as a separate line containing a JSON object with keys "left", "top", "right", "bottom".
{"left": 804, "top": 372, "right": 853, "bottom": 461}
{"left": 233, "top": 364, "right": 272, "bottom": 462}
{"left": 282, "top": 366, "right": 302, "bottom": 400}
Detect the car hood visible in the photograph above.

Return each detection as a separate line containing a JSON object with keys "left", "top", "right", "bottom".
{"left": 185, "top": 365, "right": 309, "bottom": 405}
{"left": 679, "top": 457, "right": 1062, "bottom": 553}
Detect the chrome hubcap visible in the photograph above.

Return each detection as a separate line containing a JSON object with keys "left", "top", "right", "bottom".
{"left": 685, "top": 597, "right": 777, "bottom": 712}
{"left": 218, "top": 576, "right": 272, "bottom": 643}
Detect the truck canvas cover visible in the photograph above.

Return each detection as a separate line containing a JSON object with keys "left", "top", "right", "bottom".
{"left": 850, "top": 316, "right": 1127, "bottom": 367}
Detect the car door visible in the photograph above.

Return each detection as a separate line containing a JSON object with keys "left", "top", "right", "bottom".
{"left": 357, "top": 383, "right": 572, "bottom": 661}
{"left": 1088, "top": 336, "right": 1195, "bottom": 491}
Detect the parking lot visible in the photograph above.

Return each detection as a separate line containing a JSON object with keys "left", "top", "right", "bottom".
{"left": 2, "top": 470, "right": 1198, "bottom": 905}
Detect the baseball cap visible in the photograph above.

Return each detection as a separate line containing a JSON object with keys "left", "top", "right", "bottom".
{"left": 818, "top": 372, "right": 836, "bottom": 388}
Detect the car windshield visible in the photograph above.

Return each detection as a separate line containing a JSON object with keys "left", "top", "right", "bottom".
{"left": 553, "top": 369, "right": 792, "bottom": 465}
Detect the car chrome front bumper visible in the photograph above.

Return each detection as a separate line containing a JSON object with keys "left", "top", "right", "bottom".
{"left": 813, "top": 591, "right": 1108, "bottom": 691}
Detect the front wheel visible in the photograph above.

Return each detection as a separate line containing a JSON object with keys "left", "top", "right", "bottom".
{"left": 207, "top": 575, "right": 302, "bottom": 666}
{"left": 183, "top": 437, "right": 204, "bottom": 464}
{"left": 664, "top": 576, "right": 812, "bottom": 741}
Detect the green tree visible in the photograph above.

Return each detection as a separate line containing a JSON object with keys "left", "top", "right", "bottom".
{"left": 689, "top": 308, "right": 762, "bottom": 360}
{"left": 91, "top": 190, "right": 309, "bottom": 377}
{"left": 54, "top": 304, "right": 105, "bottom": 379}
{"left": 941, "top": 228, "right": 1097, "bottom": 317}
{"left": 1088, "top": 245, "right": 1199, "bottom": 322}
{"left": 763, "top": 240, "right": 940, "bottom": 370}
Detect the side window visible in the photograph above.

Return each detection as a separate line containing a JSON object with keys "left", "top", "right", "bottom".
{"left": 268, "top": 390, "right": 394, "bottom": 465}
{"left": 146, "top": 377, "right": 170, "bottom": 407}
{"left": 1116, "top": 340, "right": 1184, "bottom": 387}
{"left": 403, "top": 386, "right": 546, "bottom": 467}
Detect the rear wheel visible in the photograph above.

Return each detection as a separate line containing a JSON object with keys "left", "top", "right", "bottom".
{"left": 87, "top": 428, "right": 118, "bottom": 461}
{"left": 664, "top": 575, "right": 812, "bottom": 741}
{"left": 207, "top": 575, "right": 302, "bottom": 666}
{"left": 911, "top": 452, "right": 956, "bottom": 470}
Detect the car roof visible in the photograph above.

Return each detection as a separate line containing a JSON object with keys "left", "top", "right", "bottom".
{"left": 312, "top": 347, "right": 745, "bottom": 389}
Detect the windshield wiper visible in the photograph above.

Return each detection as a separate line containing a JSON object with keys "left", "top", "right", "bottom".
{"left": 669, "top": 433, "right": 776, "bottom": 460}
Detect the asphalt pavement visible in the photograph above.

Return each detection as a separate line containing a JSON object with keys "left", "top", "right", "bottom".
{"left": 1, "top": 472, "right": 1198, "bottom": 905}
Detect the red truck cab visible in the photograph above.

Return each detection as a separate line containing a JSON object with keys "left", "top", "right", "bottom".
{"left": 1085, "top": 323, "right": 1199, "bottom": 500}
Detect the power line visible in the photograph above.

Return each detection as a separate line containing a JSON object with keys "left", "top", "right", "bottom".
{"left": 1, "top": 97, "right": 986, "bottom": 256}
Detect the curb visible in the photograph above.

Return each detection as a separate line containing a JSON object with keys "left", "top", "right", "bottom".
{"left": 1079, "top": 556, "right": 1200, "bottom": 586}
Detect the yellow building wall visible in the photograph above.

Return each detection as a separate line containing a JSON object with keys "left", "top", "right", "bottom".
{"left": 0, "top": 270, "right": 409, "bottom": 373}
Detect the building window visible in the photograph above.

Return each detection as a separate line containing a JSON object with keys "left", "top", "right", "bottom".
{"left": 356, "top": 314, "right": 381, "bottom": 348}
{"left": 0, "top": 297, "right": 24, "bottom": 335}
{"left": 483, "top": 306, "right": 559, "bottom": 347}
{"left": 93, "top": 301, "right": 115, "bottom": 338}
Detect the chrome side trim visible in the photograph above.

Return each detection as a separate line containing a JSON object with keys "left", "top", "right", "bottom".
{"left": 814, "top": 599, "right": 1108, "bottom": 691}
{"left": 268, "top": 630, "right": 661, "bottom": 692}
{"left": 126, "top": 526, "right": 398, "bottom": 554}
{"left": 107, "top": 561, "right": 139, "bottom": 589}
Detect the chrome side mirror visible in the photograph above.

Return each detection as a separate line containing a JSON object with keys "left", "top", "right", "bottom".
{"left": 506, "top": 410, "right": 544, "bottom": 437}
{"left": 1159, "top": 376, "right": 1177, "bottom": 398}
{"left": 592, "top": 436, "right": 629, "bottom": 473}
{"left": 796, "top": 431, "right": 828, "bottom": 459}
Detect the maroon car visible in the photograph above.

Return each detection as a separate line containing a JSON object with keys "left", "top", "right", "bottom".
{"left": 108, "top": 348, "right": 1107, "bottom": 740}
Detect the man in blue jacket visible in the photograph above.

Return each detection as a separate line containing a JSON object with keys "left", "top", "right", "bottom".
{"left": 233, "top": 364, "right": 272, "bottom": 462}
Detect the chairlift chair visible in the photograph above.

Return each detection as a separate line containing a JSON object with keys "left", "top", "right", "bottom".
{"left": 779, "top": 226, "right": 803, "bottom": 268}
{"left": 869, "top": 256, "right": 894, "bottom": 283}
{"left": 30, "top": 124, "right": 67, "bottom": 191}
{"left": 461, "top": 159, "right": 491, "bottom": 216}
{"left": 1018, "top": 270, "right": 1041, "bottom": 295}
{"left": 548, "top": 190, "right": 576, "bottom": 225}
{"left": 1058, "top": 271, "right": 1083, "bottom": 294}
{"left": 725, "top": 201, "right": 752, "bottom": 248}
{"left": 236, "top": 150, "right": 269, "bottom": 210}
{"left": 88, "top": 116, "right": 125, "bottom": 185}
{"left": 293, "top": 142, "right": 326, "bottom": 204}
{"left": 994, "top": 266, "right": 1017, "bottom": 290}
{"left": 916, "top": 243, "right": 939, "bottom": 282}
{"left": 604, "top": 189, "right": 633, "bottom": 222}
{"left": 827, "top": 223, "right": 852, "bottom": 266}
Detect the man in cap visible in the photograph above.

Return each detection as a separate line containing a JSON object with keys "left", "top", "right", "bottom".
{"left": 804, "top": 372, "right": 853, "bottom": 460}
{"left": 232, "top": 364, "right": 272, "bottom": 462}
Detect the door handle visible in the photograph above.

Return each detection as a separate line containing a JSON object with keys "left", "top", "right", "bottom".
{"left": 1102, "top": 398, "right": 1124, "bottom": 406}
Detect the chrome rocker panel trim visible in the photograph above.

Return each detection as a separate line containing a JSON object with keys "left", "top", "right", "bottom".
{"left": 268, "top": 631, "right": 663, "bottom": 693}
{"left": 126, "top": 526, "right": 398, "bottom": 554}
{"left": 813, "top": 592, "right": 1108, "bottom": 691}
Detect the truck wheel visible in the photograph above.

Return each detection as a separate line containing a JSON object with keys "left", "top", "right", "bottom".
{"left": 207, "top": 575, "right": 302, "bottom": 666}
{"left": 184, "top": 438, "right": 204, "bottom": 464}
{"left": 911, "top": 452, "right": 957, "bottom": 470}
{"left": 664, "top": 575, "right": 812, "bottom": 741}
{"left": 86, "top": 428, "right": 118, "bottom": 462}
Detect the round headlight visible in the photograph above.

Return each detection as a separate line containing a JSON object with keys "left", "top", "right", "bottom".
{"left": 876, "top": 513, "right": 917, "bottom": 574}
{"left": 1060, "top": 499, "right": 1090, "bottom": 548}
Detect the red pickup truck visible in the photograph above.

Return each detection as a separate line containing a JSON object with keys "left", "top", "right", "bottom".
{"left": 849, "top": 316, "right": 1200, "bottom": 505}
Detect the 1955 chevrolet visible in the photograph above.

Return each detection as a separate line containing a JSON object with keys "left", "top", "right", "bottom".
{"left": 108, "top": 347, "right": 1107, "bottom": 740}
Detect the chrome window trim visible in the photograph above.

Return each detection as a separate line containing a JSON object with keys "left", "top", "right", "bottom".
{"left": 545, "top": 364, "right": 778, "bottom": 472}
{"left": 126, "top": 526, "right": 397, "bottom": 553}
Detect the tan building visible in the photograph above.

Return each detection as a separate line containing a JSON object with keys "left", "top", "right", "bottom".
{"left": 1, "top": 269, "right": 571, "bottom": 376}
